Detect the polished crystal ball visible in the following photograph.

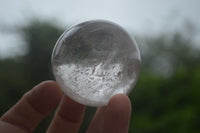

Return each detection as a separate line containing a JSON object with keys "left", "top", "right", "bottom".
{"left": 51, "top": 20, "right": 141, "bottom": 107}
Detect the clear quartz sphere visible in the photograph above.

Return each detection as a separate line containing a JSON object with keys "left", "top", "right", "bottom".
{"left": 51, "top": 20, "right": 141, "bottom": 107}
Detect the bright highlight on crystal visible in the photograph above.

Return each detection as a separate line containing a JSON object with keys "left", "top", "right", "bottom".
{"left": 51, "top": 20, "right": 141, "bottom": 107}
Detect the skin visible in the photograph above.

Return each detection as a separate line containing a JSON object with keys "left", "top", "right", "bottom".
{"left": 0, "top": 81, "right": 132, "bottom": 133}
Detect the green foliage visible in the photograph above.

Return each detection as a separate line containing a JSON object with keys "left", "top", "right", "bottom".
{"left": 129, "top": 31, "right": 200, "bottom": 133}
{"left": 0, "top": 19, "right": 199, "bottom": 133}
{"left": 21, "top": 20, "right": 64, "bottom": 86}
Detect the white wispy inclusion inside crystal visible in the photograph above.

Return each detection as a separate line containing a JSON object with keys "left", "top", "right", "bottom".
{"left": 54, "top": 63, "right": 135, "bottom": 106}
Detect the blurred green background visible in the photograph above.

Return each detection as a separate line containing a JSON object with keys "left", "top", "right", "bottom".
{"left": 1, "top": 0, "right": 200, "bottom": 133}
{"left": 0, "top": 19, "right": 199, "bottom": 133}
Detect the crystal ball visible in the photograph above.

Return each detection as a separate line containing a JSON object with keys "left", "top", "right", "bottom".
{"left": 51, "top": 20, "right": 141, "bottom": 107}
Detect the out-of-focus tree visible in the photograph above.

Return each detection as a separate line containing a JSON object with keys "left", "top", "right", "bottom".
{"left": 21, "top": 20, "right": 64, "bottom": 86}
{"left": 129, "top": 29, "right": 200, "bottom": 133}
{"left": 0, "top": 19, "right": 200, "bottom": 133}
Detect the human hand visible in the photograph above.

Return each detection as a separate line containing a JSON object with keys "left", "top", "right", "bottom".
{"left": 0, "top": 81, "right": 131, "bottom": 133}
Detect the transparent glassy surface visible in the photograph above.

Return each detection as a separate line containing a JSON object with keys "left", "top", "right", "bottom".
{"left": 52, "top": 20, "right": 141, "bottom": 106}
